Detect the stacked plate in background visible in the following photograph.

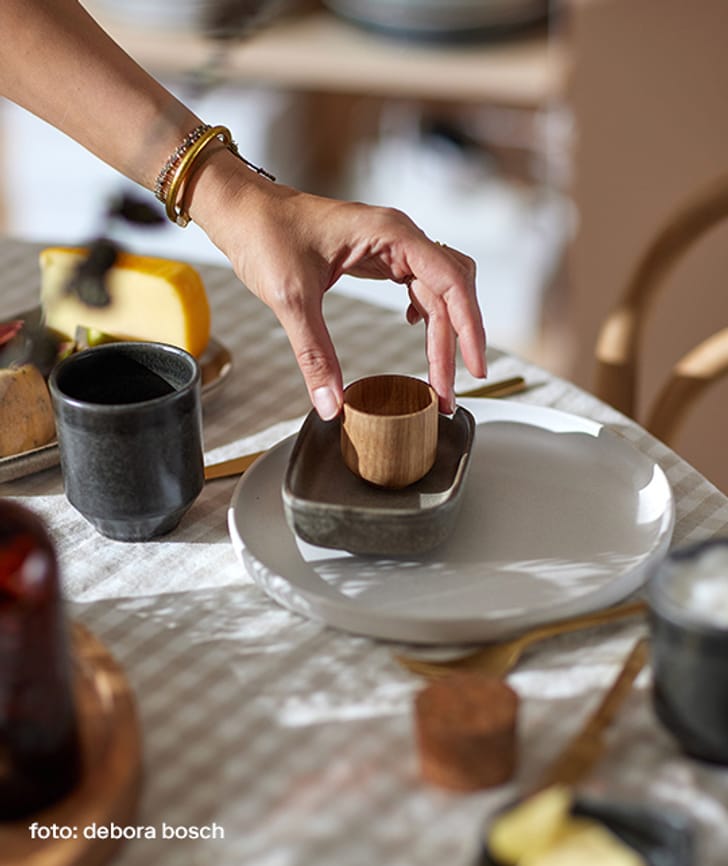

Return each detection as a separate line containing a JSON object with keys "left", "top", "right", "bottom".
{"left": 322, "top": 0, "right": 550, "bottom": 42}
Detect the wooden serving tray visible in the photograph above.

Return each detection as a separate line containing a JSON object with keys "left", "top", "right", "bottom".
{"left": 0, "top": 622, "right": 143, "bottom": 866}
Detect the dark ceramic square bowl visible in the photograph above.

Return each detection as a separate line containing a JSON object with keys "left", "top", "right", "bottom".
{"left": 282, "top": 405, "right": 475, "bottom": 556}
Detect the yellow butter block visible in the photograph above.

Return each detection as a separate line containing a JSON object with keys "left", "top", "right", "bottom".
{"left": 39, "top": 247, "right": 211, "bottom": 358}
{"left": 488, "top": 786, "right": 647, "bottom": 866}
{"left": 521, "top": 820, "right": 647, "bottom": 866}
{"left": 488, "top": 786, "right": 573, "bottom": 864}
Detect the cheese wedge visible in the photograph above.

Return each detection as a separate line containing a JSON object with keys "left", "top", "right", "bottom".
{"left": 39, "top": 247, "right": 211, "bottom": 358}
{"left": 0, "top": 364, "right": 56, "bottom": 457}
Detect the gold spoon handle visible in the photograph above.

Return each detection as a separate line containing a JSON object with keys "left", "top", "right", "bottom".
{"left": 517, "top": 600, "right": 647, "bottom": 651}
{"left": 535, "top": 637, "right": 649, "bottom": 791}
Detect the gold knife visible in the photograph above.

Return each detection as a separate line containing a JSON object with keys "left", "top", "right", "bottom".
{"left": 204, "top": 449, "right": 266, "bottom": 481}
{"left": 203, "top": 375, "right": 528, "bottom": 482}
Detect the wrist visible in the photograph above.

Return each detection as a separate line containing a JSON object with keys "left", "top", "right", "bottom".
{"left": 186, "top": 145, "right": 283, "bottom": 245}
{"left": 150, "top": 119, "right": 277, "bottom": 230}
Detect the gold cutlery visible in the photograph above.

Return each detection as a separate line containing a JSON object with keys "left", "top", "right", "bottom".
{"left": 394, "top": 600, "right": 647, "bottom": 680}
{"left": 484, "top": 639, "right": 650, "bottom": 862}
{"left": 536, "top": 636, "right": 649, "bottom": 790}
{"left": 203, "top": 375, "right": 528, "bottom": 481}
{"left": 204, "top": 449, "right": 266, "bottom": 481}
{"left": 458, "top": 375, "right": 527, "bottom": 399}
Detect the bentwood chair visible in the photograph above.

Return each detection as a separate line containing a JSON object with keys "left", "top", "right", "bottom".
{"left": 594, "top": 174, "right": 728, "bottom": 447}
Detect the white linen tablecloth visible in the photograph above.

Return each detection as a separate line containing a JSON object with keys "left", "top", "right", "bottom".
{"left": 1, "top": 237, "right": 727, "bottom": 866}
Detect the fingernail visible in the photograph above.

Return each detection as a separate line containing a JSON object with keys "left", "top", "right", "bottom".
{"left": 313, "top": 386, "right": 341, "bottom": 421}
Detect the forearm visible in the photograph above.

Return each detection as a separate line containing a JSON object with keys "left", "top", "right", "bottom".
{"left": 0, "top": 0, "right": 199, "bottom": 189}
{"left": 0, "top": 0, "right": 486, "bottom": 417}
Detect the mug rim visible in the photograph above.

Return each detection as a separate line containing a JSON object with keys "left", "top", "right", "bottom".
{"left": 49, "top": 340, "right": 200, "bottom": 413}
{"left": 343, "top": 373, "right": 437, "bottom": 419}
{"left": 646, "top": 537, "right": 728, "bottom": 638}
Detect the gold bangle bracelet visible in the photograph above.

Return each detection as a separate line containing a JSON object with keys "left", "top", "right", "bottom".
{"left": 164, "top": 124, "right": 232, "bottom": 226}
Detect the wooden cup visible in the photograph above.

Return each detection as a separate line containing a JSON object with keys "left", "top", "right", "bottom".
{"left": 341, "top": 374, "right": 438, "bottom": 488}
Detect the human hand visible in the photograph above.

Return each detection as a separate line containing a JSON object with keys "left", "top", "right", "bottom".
{"left": 190, "top": 152, "right": 487, "bottom": 419}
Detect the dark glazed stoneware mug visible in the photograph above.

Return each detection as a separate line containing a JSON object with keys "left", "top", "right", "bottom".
{"left": 646, "top": 537, "right": 728, "bottom": 764}
{"left": 49, "top": 341, "right": 204, "bottom": 541}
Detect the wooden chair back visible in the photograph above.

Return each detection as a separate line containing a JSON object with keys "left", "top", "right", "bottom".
{"left": 594, "top": 175, "right": 728, "bottom": 446}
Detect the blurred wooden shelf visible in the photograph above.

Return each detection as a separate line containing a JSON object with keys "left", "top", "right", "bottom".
{"left": 85, "top": 5, "right": 565, "bottom": 107}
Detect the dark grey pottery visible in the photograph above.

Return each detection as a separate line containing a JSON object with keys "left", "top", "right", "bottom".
{"left": 646, "top": 537, "right": 728, "bottom": 764}
{"left": 283, "top": 406, "right": 475, "bottom": 555}
{"left": 49, "top": 341, "right": 204, "bottom": 541}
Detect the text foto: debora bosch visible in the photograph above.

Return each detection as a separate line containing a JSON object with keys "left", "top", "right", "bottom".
{"left": 28, "top": 821, "right": 225, "bottom": 841}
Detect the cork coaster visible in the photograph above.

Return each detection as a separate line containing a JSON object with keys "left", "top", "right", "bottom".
{"left": 415, "top": 673, "right": 519, "bottom": 791}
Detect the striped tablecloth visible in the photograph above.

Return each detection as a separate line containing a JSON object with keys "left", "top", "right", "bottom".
{"left": 2, "top": 237, "right": 727, "bottom": 865}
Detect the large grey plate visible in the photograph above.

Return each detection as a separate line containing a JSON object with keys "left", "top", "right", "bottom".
{"left": 282, "top": 406, "right": 476, "bottom": 556}
{"left": 228, "top": 399, "right": 675, "bottom": 644}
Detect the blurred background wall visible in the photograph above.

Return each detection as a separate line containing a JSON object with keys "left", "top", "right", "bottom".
{"left": 566, "top": 0, "right": 728, "bottom": 492}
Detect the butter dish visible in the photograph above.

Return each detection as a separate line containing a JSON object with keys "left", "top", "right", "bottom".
{"left": 282, "top": 406, "right": 475, "bottom": 556}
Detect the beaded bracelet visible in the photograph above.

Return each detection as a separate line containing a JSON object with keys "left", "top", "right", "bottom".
{"left": 153, "top": 123, "right": 210, "bottom": 204}
{"left": 155, "top": 123, "right": 275, "bottom": 228}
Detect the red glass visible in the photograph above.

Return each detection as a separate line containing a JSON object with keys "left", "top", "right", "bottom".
{"left": 0, "top": 500, "right": 81, "bottom": 819}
